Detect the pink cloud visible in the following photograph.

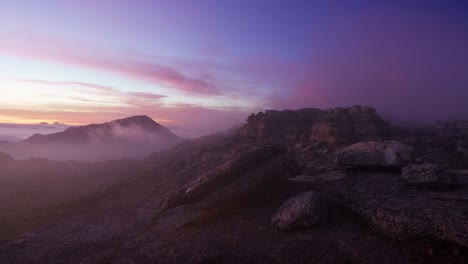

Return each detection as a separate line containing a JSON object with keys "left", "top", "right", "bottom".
{"left": 126, "top": 92, "right": 166, "bottom": 100}
{"left": 11, "top": 78, "right": 166, "bottom": 108}
{"left": 0, "top": 34, "right": 221, "bottom": 95}
{"left": 11, "top": 79, "right": 115, "bottom": 93}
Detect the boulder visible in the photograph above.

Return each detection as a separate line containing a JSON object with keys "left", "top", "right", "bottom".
{"left": 402, "top": 164, "right": 459, "bottom": 187}
{"left": 335, "top": 141, "right": 415, "bottom": 168}
{"left": 271, "top": 191, "right": 328, "bottom": 230}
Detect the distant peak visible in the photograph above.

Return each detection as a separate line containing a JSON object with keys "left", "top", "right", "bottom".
{"left": 126, "top": 115, "right": 154, "bottom": 121}
{"left": 111, "top": 115, "right": 158, "bottom": 125}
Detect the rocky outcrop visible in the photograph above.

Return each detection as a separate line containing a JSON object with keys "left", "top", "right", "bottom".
{"left": 335, "top": 141, "right": 415, "bottom": 168}
{"left": 271, "top": 191, "right": 328, "bottom": 230}
{"left": 402, "top": 164, "right": 459, "bottom": 187}
{"left": 161, "top": 144, "right": 300, "bottom": 211}
{"left": 238, "top": 105, "right": 390, "bottom": 147}
{"left": 311, "top": 105, "right": 390, "bottom": 145}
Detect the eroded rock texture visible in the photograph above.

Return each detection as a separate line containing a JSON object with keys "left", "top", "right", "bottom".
{"left": 402, "top": 164, "right": 459, "bottom": 187}
{"left": 238, "top": 105, "right": 391, "bottom": 147}
{"left": 271, "top": 191, "right": 328, "bottom": 230}
{"left": 161, "top": 144, "right": 301, "bottom": 211}
{"left": 335, "top": 141, "right": 415, "bottom": 168}
{"left": 343, "top": 173, "right": 468, "bottom": 249}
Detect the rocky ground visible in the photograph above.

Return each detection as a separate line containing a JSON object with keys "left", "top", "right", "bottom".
{"left": 1, "top": 106, "right": 467, "bottom": 263}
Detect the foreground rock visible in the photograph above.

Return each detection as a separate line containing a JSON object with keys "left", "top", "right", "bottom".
{"left": 402, "top": 164, "right": 459, "bottom": 187}
{"left": 290, "top": 171, "right": 348, "bottom": 183}
{"left": 335, "top": 141, "right": 415, "bottom": 168}
{"left": 343, "top": 173, "right": 468, "bottom": 248}
{"left": 161, "top": 144, "right": 300, "bottom": 211}
{"left": 272, "top": 191, "right": 328, "bottom": 230}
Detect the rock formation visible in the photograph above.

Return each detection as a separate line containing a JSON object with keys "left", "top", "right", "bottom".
{"left": 271, "top": 191, "right": 328, "bottom": 230}
{"left": 335, "top": 141, "right": 415, "bottom": 168}
{"left": 238, "top": 105, "right": 391, "bottom": 147}
{"left": 401, "top": 164, "right": 459, "bottom": 187}
{"left": 161, "top": 144, "right": 300, "bottom": 211}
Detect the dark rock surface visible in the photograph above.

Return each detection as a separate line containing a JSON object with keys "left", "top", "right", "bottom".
{"left": 271, "top": 191, "right": 328, "bottom": 230}
{"left": 161, "top": 143, "right": 300, "bottom": 211}
{"left": 402, "top": 164, "right": 460, "bottom": 187}
{"left": 342, "top": 173, "right": 468, "bottom": 249}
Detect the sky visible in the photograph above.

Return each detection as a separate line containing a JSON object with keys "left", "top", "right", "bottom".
{"left": 1, "top": 0, "right": 468, "bottom": 138}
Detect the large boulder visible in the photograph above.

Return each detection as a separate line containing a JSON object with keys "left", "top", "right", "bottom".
{"left": 271, "top": 191, "right": 328, "bottom": 230}
{"left": 335, "top": 141, "right": 415, "bottom": 168}
{"left": 402, "top": 164, "right": 459, "bottom": 187}
{"left": 161, "top": 144, "right": 301, "bottom": 211}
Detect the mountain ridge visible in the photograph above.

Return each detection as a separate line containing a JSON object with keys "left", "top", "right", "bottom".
{"left": 23, "top": 115, "right": 180, "bottom": 144}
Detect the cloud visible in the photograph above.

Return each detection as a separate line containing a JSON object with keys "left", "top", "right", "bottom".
{"left": 11, "top": 79, "right": 115, "bottom": 93}
{"left": 0, "top": 34, "right": 222, "bottom": 96}
{"left": 126, "top": 92, "right": 166, "bottom": 100}
{"left": 10, "top": 78, "right": 166, "bottom": 108}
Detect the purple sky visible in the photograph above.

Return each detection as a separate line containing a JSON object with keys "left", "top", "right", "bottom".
{"left": 0, "top": 0, "right": 468, "bottom": 137}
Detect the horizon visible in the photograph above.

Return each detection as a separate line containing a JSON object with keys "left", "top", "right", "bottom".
{"left": 2, "top": 105, "right": 468, "bottom": 143}
{"left": 1, "top": 1, "right": 468, "bottom": 138}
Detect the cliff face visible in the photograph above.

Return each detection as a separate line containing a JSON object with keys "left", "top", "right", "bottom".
{"left": 238, "top": 105, "right": 391, "bottom": 147}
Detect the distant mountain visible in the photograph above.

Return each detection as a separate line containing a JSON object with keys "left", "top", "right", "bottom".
{"left": 2, "top": 116, "right": 181, "bottom": 161}
{"left": 24, "top": 115, "right": 180, "bottom": 144}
